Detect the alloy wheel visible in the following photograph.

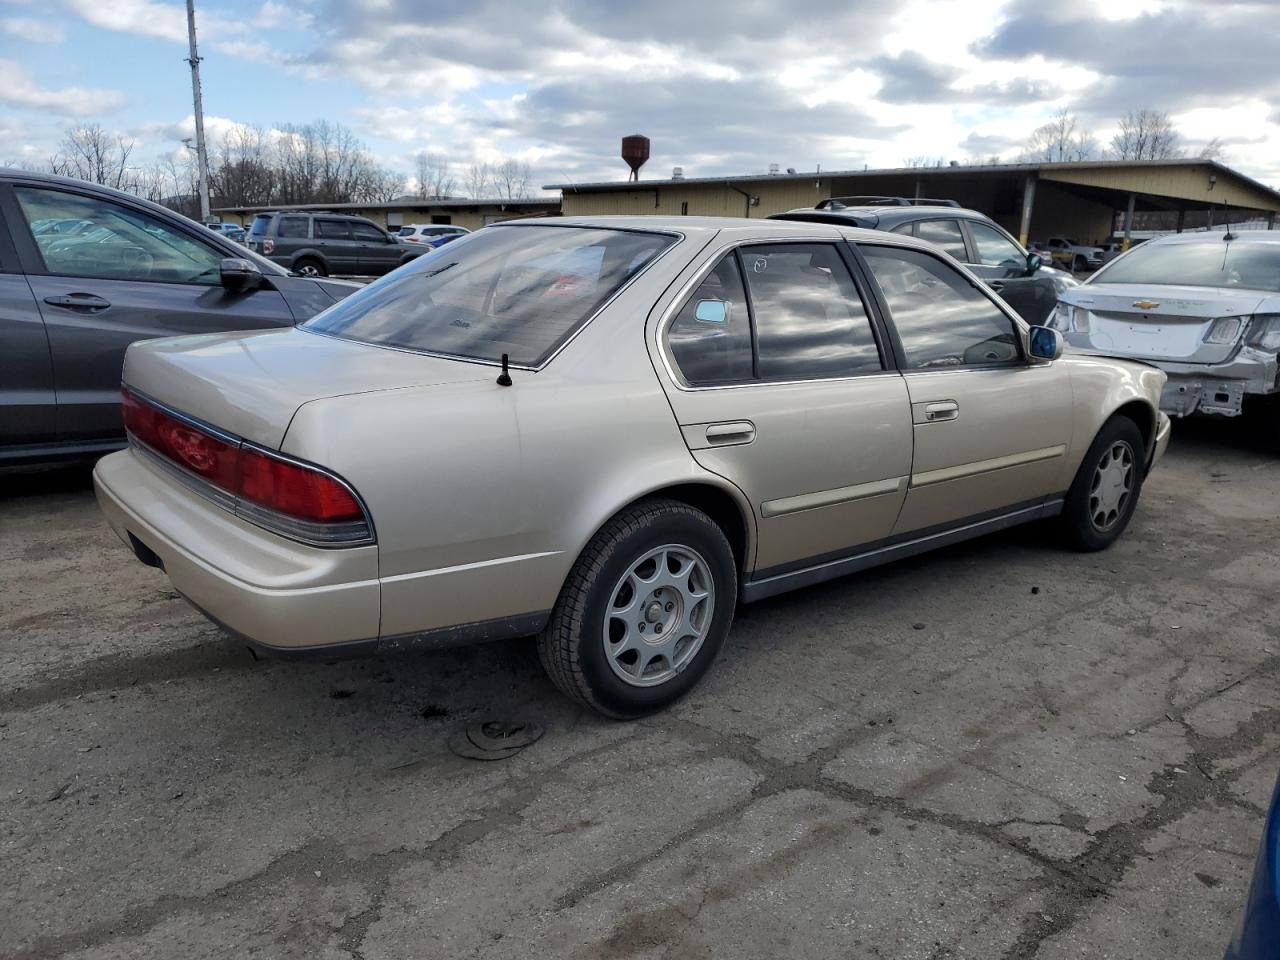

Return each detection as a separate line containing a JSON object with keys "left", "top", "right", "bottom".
{"left": 603, "top": 544, "right": 715, "bottom": 688}
{"left": 1089, "top": 441, "right": 1134, "bottom": 531}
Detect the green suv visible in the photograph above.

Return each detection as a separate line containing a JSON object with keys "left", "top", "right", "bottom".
{"left": 244, "top": 211, "right": 423, "bottom": 277}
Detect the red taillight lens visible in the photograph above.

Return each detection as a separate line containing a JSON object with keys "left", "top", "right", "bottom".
{"left": 122, "top": 388, "right": 370, "bottom": 544}
{"left": 238, "top": 447, "right": 362, "bottom": 523}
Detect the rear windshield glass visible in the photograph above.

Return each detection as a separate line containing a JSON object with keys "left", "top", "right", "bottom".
{"left": 248, "top": 215, "right": 271, "bottom": 237}
{"left": 1096, "top": 239, "right": 1280, "bottom": 293}
{"left": 302, "top": 225, "right": 675, "bottom": 366}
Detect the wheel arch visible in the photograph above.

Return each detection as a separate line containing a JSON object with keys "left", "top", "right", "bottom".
{"left": 1111, "top": 398, "right": 1157, "bottom": 458}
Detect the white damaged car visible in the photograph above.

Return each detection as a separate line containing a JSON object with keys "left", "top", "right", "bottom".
{"left": 1051, "top": 231, "right": 1280, "bottom": 429}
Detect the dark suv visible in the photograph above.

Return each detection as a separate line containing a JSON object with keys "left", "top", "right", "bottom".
{"left": 244, "top": 211, "right": 423, "bottom": 278}
{"left": 771, "top": 197, "right": 1076, "bottom": 325}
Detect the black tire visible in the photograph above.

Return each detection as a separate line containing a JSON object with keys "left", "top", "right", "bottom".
{"left": 537, "top": 499, "right": 737, "bottom": 719}
{"left": 1073, "top": 254, "right": 1087, "bottom": 272}
{"left": 1059, "top": 416, "right": 1146, "bottom": 551}
{"left": 294, "top": 257, "right": 327, "bottom": 278}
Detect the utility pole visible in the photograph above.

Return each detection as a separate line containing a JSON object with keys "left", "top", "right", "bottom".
{"left": 185, "top": 0, "right": 211, "bottom": 222}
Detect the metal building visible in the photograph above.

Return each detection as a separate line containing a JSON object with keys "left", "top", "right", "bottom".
{"left": 547, "top": 159, "right": 1280, "bottom": 246}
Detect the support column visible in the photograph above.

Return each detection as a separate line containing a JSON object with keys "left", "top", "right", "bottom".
{"left": 1268, "top": 211, "right": 1276, "bottom": 231}
{"left": 1017, "top": 175, "right": 1036, "bottom": 248}
{"left": 1176, "top": 209, "right": 1186, "bottom": 233}
{"left": 1122, "top": 193, "right": 1136, "bottom": 251}
{"left": 1208, "top": 204, "right": 1215, "bottom": 228}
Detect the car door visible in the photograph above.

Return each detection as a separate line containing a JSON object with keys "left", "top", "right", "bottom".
{"left": 960, "top": 220, "right": 1052, "bottom": 324}
{"left": 0, "top": 197, "right": 56, "bottom": 448}
{"left": 654, "top": 240, "right": 913, "bottom": 577}
{"left": 313, "top": 218, "right": 357, "bottom": 274}
{"left": 352, "top": 220, "right": 401, "bottom": 274}
{"left": 857, "top": 242, "right": 1073, "bottom": 534}
{"left": 5, "top": 182, "right": 295, "bottom": 442}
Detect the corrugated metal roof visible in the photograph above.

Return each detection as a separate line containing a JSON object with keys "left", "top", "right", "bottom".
{"left": 545, "top": 159, "right": 1280, "bottom": 202}
{"left": 212, "top": 197, "right": 561, "bottom": 214}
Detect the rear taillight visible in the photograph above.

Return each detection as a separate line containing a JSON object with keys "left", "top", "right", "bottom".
{"left": 263, "top": 238, "right": 274, "bottom": 254}
{"left": 1205, "top": 315, "right": 1248, "bottom": 344}
{"left": 122, "top": 388, "right": 372, "bottom": 546}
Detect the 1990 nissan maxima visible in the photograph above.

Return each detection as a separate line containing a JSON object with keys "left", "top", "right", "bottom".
{"left": 96, "top": 217, "right": 1171, "bottom": 717}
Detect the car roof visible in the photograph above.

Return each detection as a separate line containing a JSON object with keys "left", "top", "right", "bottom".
{"left": 500, "top": 214, "right": 943, "bottom": 252}
{"left": 1143, "top": 230, "right": 1280, "bottom": 246}
{"left": 771, "top": 203, "right": 999, "bottom": 230}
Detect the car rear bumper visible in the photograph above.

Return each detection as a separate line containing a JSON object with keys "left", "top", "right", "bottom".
{"left": 1156, "top": 351, "right": 1280, "bottom": 417}
{"left": 94, "top": 448, "right": 380, "bottom": 650}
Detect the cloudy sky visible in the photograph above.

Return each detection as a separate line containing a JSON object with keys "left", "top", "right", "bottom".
{"left": 1, "top": 0, "right": 1277, "bottom": 193}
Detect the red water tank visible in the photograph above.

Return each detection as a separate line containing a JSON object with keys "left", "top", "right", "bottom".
{"left": 621, "top": 134, "right": 650, "bottom": 181}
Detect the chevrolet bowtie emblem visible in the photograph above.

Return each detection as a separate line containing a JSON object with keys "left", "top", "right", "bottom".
{"left": 1132, "top": 300, "right": 1160, "bottom": 310}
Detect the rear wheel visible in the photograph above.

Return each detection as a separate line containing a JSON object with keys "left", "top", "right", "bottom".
{"left": 1059, "top": 416, "right": 1146, "bottom": 551}
{"left": 537, "top": 500, "right": 737, "bottom": 719}
{"left": 294, "top": 257, "right": 326, "bottom": 277}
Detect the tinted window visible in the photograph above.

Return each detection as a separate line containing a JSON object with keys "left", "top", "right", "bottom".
{"left": 914, "top": 219, "right": 967, "bottom": 259}
{"left": 304, "top": 225, "right": 672, "bottom": 366}
{"left": 1096, "top": 239, "right": 1280, "bottom": 293}
{"left": 278, "top": 216, "right": 308, "bottom": 238}
{"left": 969, "top": 222, "right": 1025, "bottom": 268}
{"left": 315, "top": 219, "right": 350, "bottom": 239}
{"left": 15, "top": 187, "right": 223, "bottom": 284}
{"left": 862, "top": 246, "right": 1020, "bottom": 369}
{"left": 889, "top": 222, "right": 914, "bottom": 236}
{"left": 667, "top": 254, "right": 753, "bottom": 386}
{"left": 351, "top": 221, "right": 386, "bottom": 242}
{"left": 248, "top": 215, "right": 271, "bottom": 237}
{"left": 742, "top": 244, "right": 881, "bottom": 380}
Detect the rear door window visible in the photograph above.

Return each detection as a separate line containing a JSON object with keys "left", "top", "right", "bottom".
{"left": 277, "top": 216, "right": 308, "bottom": 238}
{"left": 315, "top": 219, "right": 351, "bottom": 239}
{"left": 914, "top": 219, "right": 967, "bottom": 259}
{"left": 741, "top": 243, "right": 882, "bottom": 380}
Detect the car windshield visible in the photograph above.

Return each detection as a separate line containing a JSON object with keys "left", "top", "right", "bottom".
{"left": 1095, "top": 238, "right": 1280, "bottom": 293}
{"left": 302, "top": 225, "right": 675, "bottom": 366}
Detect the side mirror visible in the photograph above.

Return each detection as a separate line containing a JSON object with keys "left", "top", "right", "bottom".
{"left": 1027, "top": 325, "right": 1063, "bottom": 362}
{"left": 694, "top": 299, "right": 729, "bottom": 324}
{"left": 1026, "top": 253, "right": 1042, "bottom": 275}
{"left": 220, "top": 257, "right": 262, "bottom": 292}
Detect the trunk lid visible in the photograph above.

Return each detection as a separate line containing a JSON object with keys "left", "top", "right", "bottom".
{"left": 1062, "top": 283, "right": 1269, "bottom": 363}
{"left": 123, "top": 327, "right": 488, "bottom": 448}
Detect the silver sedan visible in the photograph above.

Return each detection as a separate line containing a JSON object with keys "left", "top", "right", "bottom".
{"left": 96, "top": 216, "right": 1170, "bottom": 717}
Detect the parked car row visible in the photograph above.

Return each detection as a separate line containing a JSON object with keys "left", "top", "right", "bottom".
{"left": 397, "top": 223, "right": 470, "bottom": 248}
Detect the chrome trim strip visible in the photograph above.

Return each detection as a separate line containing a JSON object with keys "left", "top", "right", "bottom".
{"left": 909, "top": 444, "right": 1066, "bottom": 488}
{"left": 380, "top": 551, "right": 563, "bottom": 583}
{"left": 760, "top": 476, "right": 906, "bottom": 519}
{"left": 742, "top": 499, "right": 1064, "bottom": 602}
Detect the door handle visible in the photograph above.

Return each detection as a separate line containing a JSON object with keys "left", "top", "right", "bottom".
{"left": 43, "top": 293, "right": 111, "bottom": 312}
{"left": 924, "top": 401, "right": 959, "bottom": 422}
{"left": 988, "top": 280, "right": 1006, "bottom": 291}
{"left": 705, "top": 421, "right": 755, "bottom": 445}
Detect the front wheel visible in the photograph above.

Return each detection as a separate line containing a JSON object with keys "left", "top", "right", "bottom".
{"left": 1058, "top": 416, "right": 1146, "bottom": 551}
{"left": 537, "top": 500, "right": 737, "bottom": 719}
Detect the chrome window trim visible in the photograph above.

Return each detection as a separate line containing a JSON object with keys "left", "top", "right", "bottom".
{"left": 653, "top": 235, "right": 893, "bottom": 392}
{"left": 125, "top": 388, "right": 377, "bottom": 549}
{"left": 301, "top": 224, "right": 686, "bottom": 373}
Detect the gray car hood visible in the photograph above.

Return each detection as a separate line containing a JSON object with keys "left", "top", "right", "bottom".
{"left": 123, "top": 327, "right": 488, "bottom": 448}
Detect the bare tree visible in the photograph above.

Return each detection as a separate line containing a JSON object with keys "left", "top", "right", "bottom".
{"left": 1022, "top": 108, "right": 1098, "bottom": 163}
{"left": 1197, "top": 136, "right": 1226, "bottom": 162}
{"left": 49, "top": 124, "right": 138, "bottom": 190}
{"left": 1109, "top": 109, "right": 1181, "bottom": 160}
{"left": 209, "top": 124, "right": 275, "bottom": 208}
{"left": 902, "top": 155, "right": 947, "bottom": 168}
{"left": 463, "top": 161, "right": 492, "bottom": 199}
{"left": 414, "top": 152, "right": 455, "bottom": 198}
{"left": 492, "top": 158, "right": 533, "bottom": 199}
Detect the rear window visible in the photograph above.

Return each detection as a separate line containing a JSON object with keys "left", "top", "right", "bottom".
{"left": 278, "top": 216, "right": 308, "bottom": 238}
{"left": 1096, "top": 239, "right": 1280, "bottom": 293}
{"left": 248, "top": 215, "right": 272, "bottom": 237}
{"left": 302, "top": 225, "right": 674, "bottom": 366}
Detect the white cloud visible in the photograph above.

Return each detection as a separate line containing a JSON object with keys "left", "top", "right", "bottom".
{"left": 1, "top": 16, "right": 66, "bottom": 43}
{"left": 59, "top": 0, "right": 186, "bottom": 43}
{"left": 0, "top": 59, "right": 125, "bottom": 116}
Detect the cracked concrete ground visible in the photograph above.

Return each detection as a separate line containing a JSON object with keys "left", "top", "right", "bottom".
{"left": 2, "top": 416, "right": 1277, "bottom": 959}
